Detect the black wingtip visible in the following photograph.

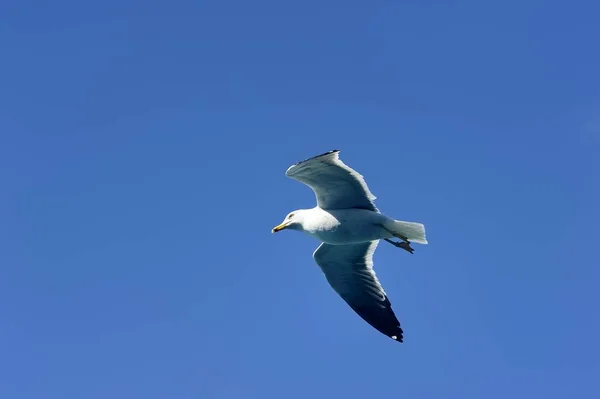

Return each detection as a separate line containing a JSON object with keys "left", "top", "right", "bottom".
{"left": 345, "top": 297, "right": 405, "bottom": 344}
{"left": 390, "top": 327, "right": 404, "bottom": 343}
{"left": 292, "top": 149, "right": 340, "bottom": 166}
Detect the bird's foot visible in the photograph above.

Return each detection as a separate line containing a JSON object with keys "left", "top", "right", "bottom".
{"left": 398, "top": 241, "right": 415, "bottom": 254}
{"left": 394, "top": 233, "right": 409, "bottom": 242}
{"left": 399, "top": 241, "right": 415, "bottom": 254}
{"left": 384, "top": 238, "right": 414, "bottom": 254}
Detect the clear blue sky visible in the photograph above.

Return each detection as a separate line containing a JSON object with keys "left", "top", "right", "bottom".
{"left": 1, "top": 1, "right": 599, "bottom": 398}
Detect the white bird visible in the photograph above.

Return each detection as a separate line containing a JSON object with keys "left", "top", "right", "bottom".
{"left": 272, "top": 150, "right": 428, "bottom": 343}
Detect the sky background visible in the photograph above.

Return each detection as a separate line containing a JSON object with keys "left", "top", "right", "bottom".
{"left": 1, "top": 1, "right": 599, "bottom": 398}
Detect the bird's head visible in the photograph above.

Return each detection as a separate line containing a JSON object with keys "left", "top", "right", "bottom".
{"left": 272, "top": 210, "right": 305, "bottom": 233}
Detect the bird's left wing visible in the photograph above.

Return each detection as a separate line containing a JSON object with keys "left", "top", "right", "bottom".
{"left": 285, "top": 150, "right": 378, "bottom": 211}
{"left": 313, "top": 241, "right": 404, "bottom": 342}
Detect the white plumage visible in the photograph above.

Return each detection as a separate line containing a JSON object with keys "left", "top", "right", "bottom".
{"left": 285, "top": 150, "right": 378, "bottom": 211}
{"left": 272, "top": 150, "right": 428, "bottom": 343}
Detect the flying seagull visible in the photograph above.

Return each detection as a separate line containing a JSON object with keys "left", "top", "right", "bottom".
{"left": 272, "top": 150, "right": 428, "bottom": 343}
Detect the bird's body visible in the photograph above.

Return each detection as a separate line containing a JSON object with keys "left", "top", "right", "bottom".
{"left": 286, "top": 207, "right": 397, "bottom": 245}
{"left": 272, "top": 150, "right": 428, "bottom": 343}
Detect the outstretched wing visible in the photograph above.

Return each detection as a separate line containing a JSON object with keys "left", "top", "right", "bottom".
{"left": 313, "top": 241, "right": 404, "bottom": 342}
{"left": 285, "top": 150, "right": 378, "bottom": 211}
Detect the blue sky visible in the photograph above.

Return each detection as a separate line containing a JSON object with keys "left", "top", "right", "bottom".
{"left": 1, "top": 1, "right": 599, "bottom": 398}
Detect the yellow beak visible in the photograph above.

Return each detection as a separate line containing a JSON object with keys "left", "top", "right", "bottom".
{"left": 272, "top": 222, "right": 289, "bottom": 233}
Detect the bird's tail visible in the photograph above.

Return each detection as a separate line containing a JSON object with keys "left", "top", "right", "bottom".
{"left": 387, "top": 220, "right": 428, "bottom": 244}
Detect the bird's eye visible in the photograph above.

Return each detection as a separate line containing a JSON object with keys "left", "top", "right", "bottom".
{"left": 288, "top": 213, "right": 294, "bottom": 219}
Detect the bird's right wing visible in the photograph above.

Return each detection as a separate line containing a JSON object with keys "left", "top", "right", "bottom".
{"left": 313, "top": 241, "right": 403, "bottom": 342}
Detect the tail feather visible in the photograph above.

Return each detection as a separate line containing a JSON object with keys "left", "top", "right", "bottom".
{"left": 389, "top": 220, "right": 428, "bottom": 244}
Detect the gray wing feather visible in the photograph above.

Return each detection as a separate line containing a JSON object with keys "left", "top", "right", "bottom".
{"left": 313, "top": 241, "right": 404, "bottom": 342}
{"left": 285, "top": 150, "right": 378, "bottom": 211}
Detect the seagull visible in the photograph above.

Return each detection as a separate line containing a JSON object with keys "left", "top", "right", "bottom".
{"left": 272, "top": 150, "right": 428, "bottom": 343}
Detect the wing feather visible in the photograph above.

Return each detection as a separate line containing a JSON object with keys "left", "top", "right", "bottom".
{"left": 313, "top": 241, "right": 404, "bottom": 342}
{"left": 285, "top": 150, "right": 378, "bottom": 211}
